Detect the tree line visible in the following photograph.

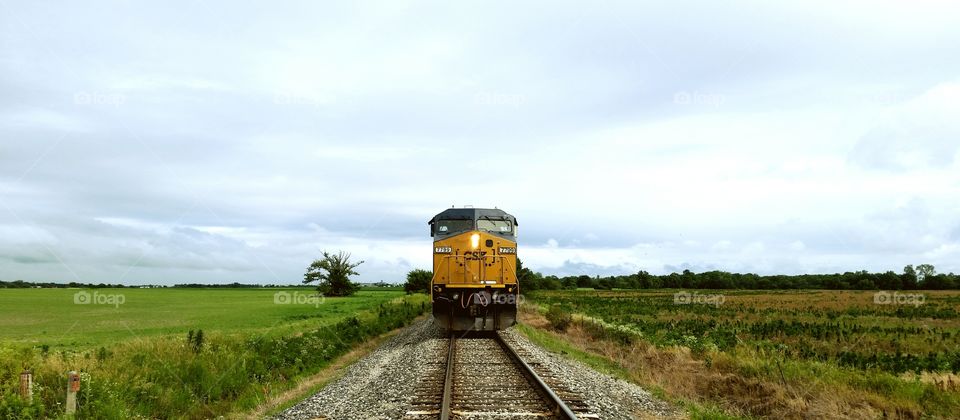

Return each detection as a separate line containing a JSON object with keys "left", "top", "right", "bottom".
{"left": 404, "top": 261, "right": 959, "bottom": 293}
{"left": 517, "top": 262, "right": 960, "bottom": 291}
{"left": 0, "top": 280, "right": 129, "bottom": 288}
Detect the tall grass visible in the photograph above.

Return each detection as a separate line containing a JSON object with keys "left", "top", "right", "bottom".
{"left": 0, "top": 297, "right": 428, "bottom": 418}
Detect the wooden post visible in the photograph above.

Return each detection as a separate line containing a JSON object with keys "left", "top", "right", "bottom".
{"left": 66, "top": 371, "right": 80, "bottom": 415}
{"left": 20, "top": 370, "right": 32, "bottom": 402}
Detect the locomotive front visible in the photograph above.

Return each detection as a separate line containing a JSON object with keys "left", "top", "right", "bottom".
{"left": 429, "top": 208, "right": 519, "bottom": 332}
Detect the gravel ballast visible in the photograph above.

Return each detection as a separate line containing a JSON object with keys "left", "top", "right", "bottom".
{"left": 500, "top": 328, "right": 680, "bottom": 419}
{"left": 276, "top": 318, "right": 678, "bottom": 419}
{"left": 275, "top": 319, "right": 443, "bottom": 420}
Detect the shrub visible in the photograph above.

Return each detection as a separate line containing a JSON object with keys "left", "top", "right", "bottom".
{"left": 546, "top": 305, "right": 572, "bottom": 331}
{"left": 404, "top": 269, "right": 432, "bottom": 294}
{"left": 190, "top": 329, "right": 204, "bottom": 353}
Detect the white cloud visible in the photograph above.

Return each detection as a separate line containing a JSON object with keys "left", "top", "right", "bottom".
{"left": 849, "top": 81, "right": 960, "bottom": 171}
{"left": 1, "top": 1, "right": 960, "bottom": 283}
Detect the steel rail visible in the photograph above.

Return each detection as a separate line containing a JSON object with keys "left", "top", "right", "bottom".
{"left": 494, "top": 332, "right": 579, "bottom": 420}
{"left": 439, "top": 335, "right": 455, "bottom": 420}
{"left": 438, "top": 333, "right": 578, "bottom": 420}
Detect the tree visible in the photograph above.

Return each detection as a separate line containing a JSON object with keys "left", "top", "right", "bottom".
{"left": 542, "top": 275, "right": 562, "bottom": 290}
{"left": 853, "top": 278, "right": 876, "bottom": 290}
{"left": 920, "top": 273, "right": 954, "bottom": 290}
{"left": 902, "top": 265, "right": 918, "bottom": 290}
{"left": 637, "top": 270, "right": 653, "bottom": 289}
{"left": 516, "top": 258, "right": 538, "bottom": 290}
{"left": 916, "top": 264, "right": 936, "bottom": 283}
{"left": 303, "top": 251, "right": 363, "bottom": 297}
{"left": 681, "top": 269, "right": 696, "bottom": 288}
{"left": 878, "top": 270, "right": 901, "bottom": 290}
{"left": 404, "top": 269, "right": 433, "bottom": 294}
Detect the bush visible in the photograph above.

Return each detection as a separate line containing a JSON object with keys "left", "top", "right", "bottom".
{"left": 0, "top": 394, "right": 44, "bottom": 419}
{"left": 404, "top": 269, "right": 433, "bottom": 294}
{"left": 546, "top": 305, "right": 572, "bottom": 331}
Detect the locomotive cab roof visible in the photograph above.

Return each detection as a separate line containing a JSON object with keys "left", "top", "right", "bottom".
{"left": 428, "top": 208, "right": 517, "bottom": 238}
{"left": 428, "top": 208, "right": 517, "bottom": 225}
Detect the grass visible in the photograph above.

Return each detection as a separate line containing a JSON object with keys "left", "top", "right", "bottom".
{"left": 515, "top": 323, "right": 631, "bottom": 381}
{"left": 522, "top": 289, "right": 960, "bottom": 418}
{"left": 246, "top": 315, "right": 426, "bottom": 418}
{"left": 517, "top": 310, "right": 748, "bottom": 419}
{"left": 533, "top": 289, "right": 960, "bottom": 373}
{"left": 0, "top": 288, "right": 407, "bottom": 348}
{"left": 0, "top": 288, "right": 430, "bottom": 418}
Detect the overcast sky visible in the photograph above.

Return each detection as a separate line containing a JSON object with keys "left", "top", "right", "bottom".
{"left": 1, "top": 1, "right": 959, "bottom": 285}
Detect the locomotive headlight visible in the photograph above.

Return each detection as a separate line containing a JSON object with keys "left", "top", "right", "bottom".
{"left": 498, "top": 247, "right": 516, "bottom": 254}
{"left": 470, "top": 233, "right": 480, "bottom": 249}
{"left": 434, "top": 246, "right": 452, "bottom": 254}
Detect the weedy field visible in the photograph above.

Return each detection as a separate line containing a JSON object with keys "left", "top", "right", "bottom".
{"left": 525, "top": 289, "right": 960, "bottom": 419}
{"left": 0, "top": 288, "right": 428, "bottom": 418}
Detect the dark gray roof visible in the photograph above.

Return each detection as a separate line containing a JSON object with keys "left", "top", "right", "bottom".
{"left": 429, "top": 208, "right": 517, "bottom": 225}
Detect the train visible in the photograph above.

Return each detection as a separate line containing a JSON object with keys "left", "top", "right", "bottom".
{"left": 429, "top": 207, "right": 519, "bottom": 332}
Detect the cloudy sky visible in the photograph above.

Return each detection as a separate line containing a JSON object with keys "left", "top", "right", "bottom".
{"left": 1, "top": 1, "right": 958, "bottom": 285}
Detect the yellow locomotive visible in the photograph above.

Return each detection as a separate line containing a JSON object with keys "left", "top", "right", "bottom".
{"left": 429, "top": 207, "right": 519, "bottom": 332}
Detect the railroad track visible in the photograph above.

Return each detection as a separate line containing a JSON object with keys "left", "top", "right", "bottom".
{"left": 405, "top": 332, "right": 594, "bottom": 419}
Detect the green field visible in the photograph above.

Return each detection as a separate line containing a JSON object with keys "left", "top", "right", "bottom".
{"left": 526, "top": 289, "right": 960, "bottom": 418}
{"left": 0, "top": 287, "right": 428, "bottom": 419}
{"left": 0, "top": 288, "right": 409, "bottom": 348}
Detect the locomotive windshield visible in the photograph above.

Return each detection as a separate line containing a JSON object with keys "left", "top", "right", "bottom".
{"left": 478, "top": 218, "right": 513, "bottom": 235}
{"left": 437, "top": 219, "right": 472, "bottom": 235}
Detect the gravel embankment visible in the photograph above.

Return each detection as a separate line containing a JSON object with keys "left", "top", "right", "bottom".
{"left": 275, "top": 319, "right": 443, "bottom": 420}
{"left": 276, "top": 318, "right": 679, "bottom": 419}
{"left": 500, "top": 328, "right": 681, "bottom": 419}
